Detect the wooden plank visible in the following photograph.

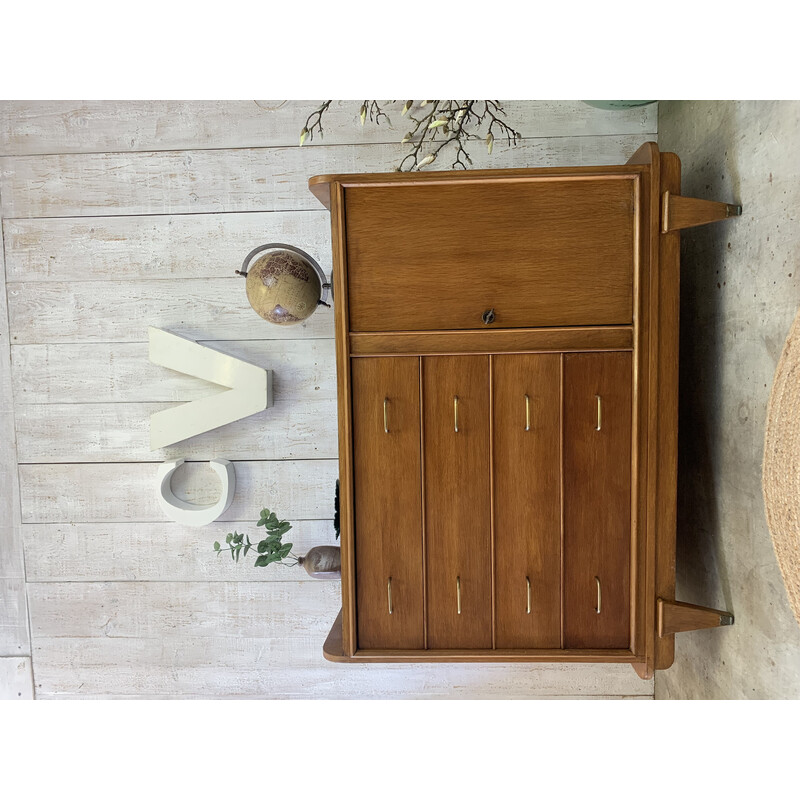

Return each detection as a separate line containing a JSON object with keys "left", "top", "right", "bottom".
{"left": 11, "top": 339, "right": 335, "bottom": 404}
{"left": 0, "top": 100, "right": 657, "bottom": 156}
{"left": 0, "top": 579, "right": 30, "bottom": 655}
{"left": 0, "top": 135, "right": 653, "bottom": 219}
{"left": 19, "top": 459, "right": 338, "bottom": 523}
{"left": 26, "top": 580, "right": 651, "bottom": 698}
{"left": 15, "top": 398, "right": 338, "bottom": 463}
{"left": 22, "top": 520, "right": 336, "bottom": 582}
{"left": 6, "top": 278, "right": 336, "bottom": 344}
{"left": 0, "top": 204, "right": 30, "bottom": 657}
{"left": 0, "top": 657, "right": 33, "bottom": 699}
{"left": 3, "top": 211, "right": 332, "bottom": 282}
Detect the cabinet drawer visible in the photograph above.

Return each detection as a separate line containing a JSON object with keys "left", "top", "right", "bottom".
{"left": 344, "top": 178, "right": 636, "bottom": 332}
{"left": 493, "top": 354, "right": 562, "bottom": 648}
{"left": 352, "top": 357, "right": 424, "bottom": 650}
{"left": 423, "top": 356, "right": 492, "bottom": 648}
{"left": 563, "top": 352, "right": 632, "bottom": 649}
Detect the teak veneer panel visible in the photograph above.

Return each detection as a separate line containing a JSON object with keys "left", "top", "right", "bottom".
{"left": 351, "top": 357, "right": 424, "bottom": 650}
{"left": 423, "top": 356, "right": 492, "bottom": 649}
{"left": 349, "top": 326, "right": 633, "bottom": 356}
{"left": 563, "top": 352, "right": 632, "bottom": 649}
{"left": 344, "top": 178, "right": 636, "bottom": 332}
{"left": 493, "top": 354, "right": 562, "bottom": 648}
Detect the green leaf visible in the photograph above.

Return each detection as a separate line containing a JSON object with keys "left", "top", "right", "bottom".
{"left": 257, "top": 541, "right": 269, "bottom": 554}
{"left": 256, "top": 518, "right": 266, "bottom": 527}
{"left": 213, "top": 541, "right": 220, "bottom": 551}
{"left": 231, "top": 548, "right": 235, "bottom": 561}
{"left": 243, "top": 544, "right": 251, "bottom": 557}
{"left": 235, "top": 547, "right": 240, "bottom": 563}
{"left": 226, "top": 533, "right": 233, "bottom": 544}
{"left": 265, "top": 520, "right": 280, "bottom": 530}
{"left": 275, "top": 521, "right": 292, "bottom": 535}
{"left": 278, "top": 543, "right": 293, "bottom": 558}
{"left": 260, "top": 509, "right": 269, "bottom": 519}
{"left": 255, "top": 554, "right": 278, "bottom": 568}
{"left": 246, "top": 535, "right": 251, "bottom": 545}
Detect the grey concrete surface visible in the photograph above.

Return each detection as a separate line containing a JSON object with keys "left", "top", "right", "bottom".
{"left": 656, "top": 101, "right": 800, "bottom": 699}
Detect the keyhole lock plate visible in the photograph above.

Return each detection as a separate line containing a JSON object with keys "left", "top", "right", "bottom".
{"left": 482, "top": 308, "right": 496, "bottom": 324}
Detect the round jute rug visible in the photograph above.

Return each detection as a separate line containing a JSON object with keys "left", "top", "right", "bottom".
{"left": 763, "top": 306, "right": 800, "bottom": 628}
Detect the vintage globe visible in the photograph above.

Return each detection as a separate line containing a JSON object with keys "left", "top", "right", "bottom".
{"left": 239, "top": 244, "right": 330, "bottom": 325}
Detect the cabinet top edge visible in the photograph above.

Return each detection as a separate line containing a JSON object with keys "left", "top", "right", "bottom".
{"left": 308, "top": 155, "right": 660, "bottom": 209}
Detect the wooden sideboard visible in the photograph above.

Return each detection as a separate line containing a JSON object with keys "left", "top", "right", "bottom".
{"left": 309, "top": 142, "right": 739, "bottom": 678}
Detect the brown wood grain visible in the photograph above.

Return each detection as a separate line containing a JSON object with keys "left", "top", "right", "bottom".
{"left": 309, "top": 162, "right": 650, "bottom": 208}
{"left": 344, "top": 178, "right": 636, "bottom": 332}
{"left": 349, "top": 326, "right": 633, "bottom": 356}
{"left": 662, "top": 191, "right": 742, "bottom": 233}
{"left": 493, "top": 354, "right": 562, "bottom": 648}
{"left": 653, "top": 152, "right": 682, "bottom": 670}
{"left": 330, "top": 183, "right": 357, "bottom": 657}
{"left": 423, "top": 356, "right": 492, "bottom": 648}
{"left": 563, "top": 352, "right": 632, "bottom": 649}
{"left": 658, "top": 599, "right": 733, "bottom": 636}
{"left": 351, "top": 357, "right": 424, "bottom": 649}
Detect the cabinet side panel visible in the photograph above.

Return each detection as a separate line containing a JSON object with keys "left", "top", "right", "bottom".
{"left": 564, "top": 352, "right": 632, "bottom": 648}
{"left": 424, "top": 356, "right": 492, "bottom": 649}
{"left": 493, "top": 354, "right": 562, "bottom": 648}
{"left": 352, "top": 357, "right": 424, "bottom": 650}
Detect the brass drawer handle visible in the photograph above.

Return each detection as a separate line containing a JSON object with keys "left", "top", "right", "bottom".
{"left": 595, "top": 395, "right": 602, "bottom": 431}
{"left": 595, "top": 576, "right": 601, "bottom": 614}
{"left": 526, "top": 576, "right": 531, "bottom": 614}
{"left": 454, "top": 396, "right": 459, "bottom": 433}
{"left": 525, "top": 394, "right": 531, "bottom": 432}
{"left": 388, "top": 577, "right": 393, "bottom": 615}
{"left": 383, "top": 397, "right": 389, "bottom": 434}
{"left": 456, "top": 576, "right": 462, "bottom": 615}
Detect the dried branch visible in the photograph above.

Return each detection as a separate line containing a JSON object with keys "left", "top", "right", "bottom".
{"left": 300, "top": 101, "right": 332, "bottom": 145}
{"left": 297, "top": 100, "right": 522, "bottom": 170}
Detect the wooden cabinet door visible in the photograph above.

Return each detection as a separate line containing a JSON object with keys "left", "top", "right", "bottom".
{"left": 563, "top": 352, "right": 632, "bottom": 649}
{"left": 344, "top": 178, "right": 635, "bottom": 332}
{"left": 493, "top": 354, "right": 562, "bottom": 648}
{"left": 424, "top": 356, "right": 492, "bottom": 649}
{"left": 352, "top": 357, "right": 424, "bottom": 650}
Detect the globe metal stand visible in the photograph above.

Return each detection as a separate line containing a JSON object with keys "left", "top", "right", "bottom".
{"left": 236, "top": 243, "right": 332, "bottom": 307}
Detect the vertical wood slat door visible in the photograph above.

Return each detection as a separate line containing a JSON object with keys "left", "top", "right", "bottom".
{"left": 424, "top": 356, "right": 492, "bottom": 649}
{"left": 563, "top": 352, "right": 632, "bottom": 649}
{"left": 351, "top": 357, "right": 424, "bottom": 650}
{"left": 493, "top": 354, "right": 562, "bottom": 648}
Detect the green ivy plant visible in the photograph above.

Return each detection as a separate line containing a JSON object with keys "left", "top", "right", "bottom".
{"left": 214, "top": 508, "right": 299, "bottom": 568}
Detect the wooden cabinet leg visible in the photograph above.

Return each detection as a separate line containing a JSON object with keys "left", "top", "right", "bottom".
{"left": 661, "top": 191, "right": 742, "bottom": 233}
{"left": 632, "top": 661, "right": 654, "bottom": 680}
{"left": 658, "top": 598, "right": 734, "bottom": 636}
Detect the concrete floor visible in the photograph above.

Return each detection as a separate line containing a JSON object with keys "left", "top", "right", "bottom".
{"left": 656, "top": 101, "right": 800, "bottom": 699}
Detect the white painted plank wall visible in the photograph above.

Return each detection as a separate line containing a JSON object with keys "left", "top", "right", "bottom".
{"left": 0, "top": 135, "right": 649, "bottom": 218}
{"left": 0, "top": 100, "right": 657, "bottom": 698}
{"left": 0, "top": 198, "right": 33, "bottom": 703}
{"left": 0, "top": 100, "right": 657, "bottom": 154}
